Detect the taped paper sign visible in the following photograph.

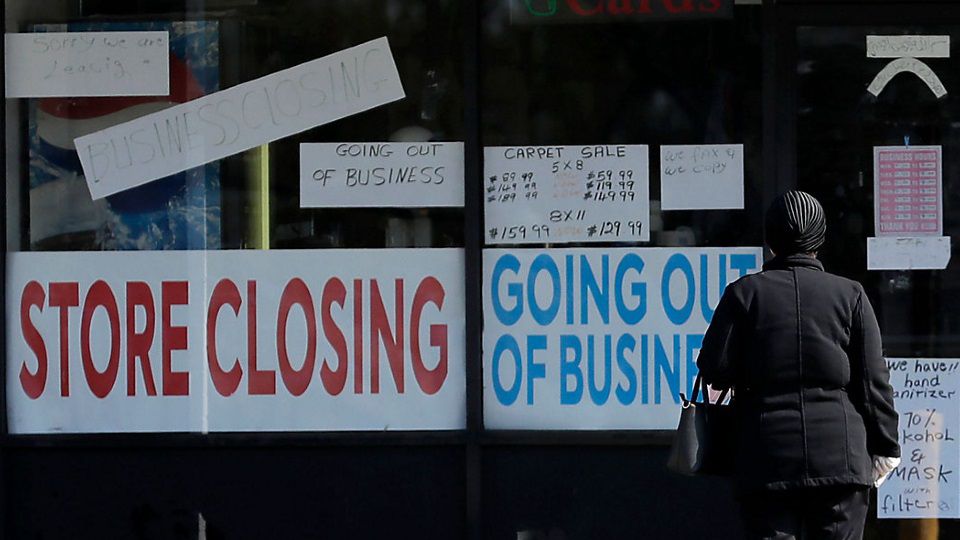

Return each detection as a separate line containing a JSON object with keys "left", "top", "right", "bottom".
{"left": 874, "top": 146, "right": 942, "bottom": 237}
{"left": 482, "top": 247, "right": 762, "bottom": 429}
{"left": 5, "top": 31, "right": 170, "bottom": 98}
{"left": 867, "top": 237, "right": 951, "bottom": 271}
{"left": 660, "top": 144, "right": 744, "bottom": 210}
{"left": 300, "top": 142, "right": 464, "bottom": 207}
{"left": 6, "top": 249, "right": 465, "bottom": 433}
{"left": 75, "top": 37, "right": 405, "bottom": 199}
{"left": 867, "top": 35, "right": 950, "bottom": 58}
{"left": 484, "top": 145, "right": 650, "bottom": 244}
{"left": 879, "top": 358, "right": 959, "bottom": 519}
{"left": 868, "top": 57, "right": 947, "bottom": 98}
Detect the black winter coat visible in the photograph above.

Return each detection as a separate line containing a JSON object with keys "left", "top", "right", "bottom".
{"left": 697, "top": 254, "right": 900, "bottom": 492}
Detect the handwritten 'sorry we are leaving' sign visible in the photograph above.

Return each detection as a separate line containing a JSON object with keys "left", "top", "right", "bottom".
{"left": 75, "top": 37, "right": 405, "bottom": 199}
{"left": 5, "top": 31, "right": 170, "bottom": 98}
{"left": 484, "top": 145, "right": 650, "bottom": 244}
{"left": 300, "top": 142, "right": 464, "bottom": 208}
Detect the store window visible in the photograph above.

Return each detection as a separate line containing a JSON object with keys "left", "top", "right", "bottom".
{"left": 4, "top": 0, "right": 468, "bottom": 434}
{"left": 7, "top": 0, "right": 465, "bottom": 252}
{"left": 480, "top": 1, "right": 765, "bottom": 537}
{"left": 796, "top": 22, "right": 960, "bottom": 539}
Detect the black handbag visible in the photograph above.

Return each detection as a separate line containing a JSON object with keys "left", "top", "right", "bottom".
{"left": 666, "top": 374, "right": 736, "bottom": 476}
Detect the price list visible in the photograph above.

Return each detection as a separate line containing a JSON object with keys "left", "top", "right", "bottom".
{"left": 874, "top": 146, "right": 942, "bottom": 237}
{"left": 484, "top": 145, "right": 650, "bottom": 244}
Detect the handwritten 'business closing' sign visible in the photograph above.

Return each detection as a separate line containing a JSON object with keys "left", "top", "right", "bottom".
{"left": 75, "top": 37, "right": 405, "bottom": 199}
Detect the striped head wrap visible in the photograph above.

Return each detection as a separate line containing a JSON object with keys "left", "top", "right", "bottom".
{"left": 764, "top": 191, "right": 826, "bottom": 255}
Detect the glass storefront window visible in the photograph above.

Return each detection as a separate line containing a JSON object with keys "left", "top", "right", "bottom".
{"left": 6, "top": 0, "right": 464, "bottom": 252}
{"left": 482, "top": 2, "right": 764, "bottom": 249}
{"left": 3, "top": 1, "right": 959, "bottom": 538}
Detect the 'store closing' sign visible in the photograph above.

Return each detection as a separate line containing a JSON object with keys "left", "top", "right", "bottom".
{"left": 6, "top": 249, "right": 465, "bottom": 433}
{"left": 879, "top": 358, "right": 960, "bottom": 519}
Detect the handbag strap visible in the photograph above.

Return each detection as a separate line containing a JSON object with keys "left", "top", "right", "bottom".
{"left": 682, "top": 374, "right": 731, "bottom": 405}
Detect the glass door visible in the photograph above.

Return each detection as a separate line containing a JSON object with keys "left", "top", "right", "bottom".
{"left": 788, "top": 4, "right": 960, "bottom": 539}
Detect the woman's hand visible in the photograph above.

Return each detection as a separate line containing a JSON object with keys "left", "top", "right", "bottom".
{"left": 872, "top": 455, "right": 901, "bottom": 487}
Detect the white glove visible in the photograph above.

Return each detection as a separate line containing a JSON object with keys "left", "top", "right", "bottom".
{"left": 872, "top": 455, "right": 901, "bottom": 488}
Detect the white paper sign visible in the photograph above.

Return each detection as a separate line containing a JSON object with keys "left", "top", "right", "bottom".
{"left": 299, "top": 142, "right": 464, "bottom": 207}
{"left": 6, "top": 249, "right": 465, "bottom": 433}
{"left": 484, "top": 145, "right": 650, "bottom": 244}
{"left": 483, "top": 247, "right": 762, "bottom": 430}
{"left": 660, "top": 144, "right": 744, "bottom": 210}
{"left": 867, "top": 35, "right": 950, "bottom": 58}
{"left": 867, "top": 236, "right": 951, "bottom": 270}
{"left": 75, "top": 37, "right": 405, "bottom": 200}
{"left": 5, "top": 31, "right": 170, "bottom": 98}
{"left": 868, "top": 57, "right": 947, "bottom": 98}
{"left": 879, "top": 358, "right": 960, "bottom": 519}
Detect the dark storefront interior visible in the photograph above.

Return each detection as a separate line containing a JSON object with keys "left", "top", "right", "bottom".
{"left": 3, "top": 1, "right": 959, "bottom": 538}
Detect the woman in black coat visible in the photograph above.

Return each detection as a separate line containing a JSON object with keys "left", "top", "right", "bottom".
{"left": 697, "top": 191, "right": 900, "bottom": 540}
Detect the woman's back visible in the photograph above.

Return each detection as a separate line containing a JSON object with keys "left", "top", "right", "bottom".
{"left": 695, "top": 190, "right": 900, "bottom": 539}
{"left": 702, "top": 253, "right": 896, "bottom": 490}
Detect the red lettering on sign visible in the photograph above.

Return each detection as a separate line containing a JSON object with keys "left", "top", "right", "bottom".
{"left": 277, "top": 278, "right": 316, "bottom": 397}
{"left": 247, "top": 280, "right": 275, "bottom": 395}
{"left": 410, "top": 277, "right": 448, "bottom": 395}
{"left": 320, "top": 278, "right": 348, "bottom": 395}
{"left": 207, "top": 279, "right": 242, "bottom": 397}
{"left": 370, "top": 279, "right": 404, "bottom": 394}
{"left": 126, "top": 281, "right": 157, "bottom": 396}
{"left": 81, "top": 280, "right": 121, "bottom": 399}
{"left": 162, "top": 281, "right": 189, "bottom": 396}
{"left": 19, "top": 281, "right": 47, "bottom": 399}
{"left": 49, "top": 282, "right": 78, "bottom": 396}
{"left": 353, "top": 279, "right": 364, "bottom": 394}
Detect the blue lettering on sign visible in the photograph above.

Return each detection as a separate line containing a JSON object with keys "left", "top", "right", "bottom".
{"left": 491, "top": 254, "right": 523, "bottom": 325}
{"left": 559, "top": 334, "right": 583, "bottom": 405}
{"left": 565, "top": 255, "right": 575, "bottom": 324}
{"left": 662, "top": 254, "right": 695, "bottom": 325}
{"left": 587, "top": 334, "right": 612, "bottom": 405}
{"left": 686, "top": 334, "right": 704, "bottom": 397}
{"left": 730, "top": 253, "right": 758, "bottom": 278}
{"left": 615, "top": 334, "right": 637, "bottom": 405}
{"left": 614, "top": 253, "right": 646, "bottom": 324}
{"left": 492, "top": 334, "right": 522, "bottom": 405}
{"left": 526, "top": 334, "right": 547, "bottom": 404}
{"left": 654, "top": 334, "right": 681, "bottom": 404}
{"left": 699, "top": 253, "right": 726, "bottom": 323}
{"left": 487, "top": 250, "right": 760, "bottom": 408}
{"left": 581, "top": 255, "right": 610, "bottom": 324}
{"left": 640, "top": 334, "right": 650, "bottom": 404}
{"left": 528, "top": 254, "right": 561, "bottom": 325}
